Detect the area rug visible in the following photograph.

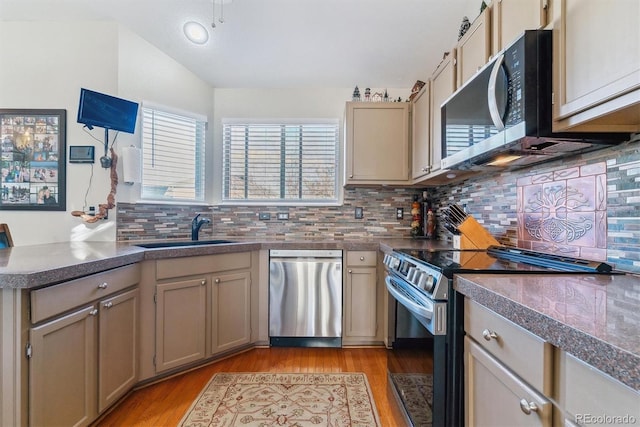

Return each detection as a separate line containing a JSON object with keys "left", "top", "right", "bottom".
{"left": 389, "top": 373, "right": 433, "bottom": 427}
{"left": 179, "top": 372, "right": 381, "bottom": 426}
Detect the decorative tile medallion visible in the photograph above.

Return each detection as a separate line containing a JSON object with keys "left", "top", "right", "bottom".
{"left": 517, "top": 162, "right": 607, "bottom": 260}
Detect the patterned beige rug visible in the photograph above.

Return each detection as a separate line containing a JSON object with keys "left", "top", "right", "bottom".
{"left": 179, "top": 372, "right": 381, "bottom": 426}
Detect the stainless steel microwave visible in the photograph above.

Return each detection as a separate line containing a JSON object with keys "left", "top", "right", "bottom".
{"left": 440, "top": 30, "right": 628, "bottom": 171}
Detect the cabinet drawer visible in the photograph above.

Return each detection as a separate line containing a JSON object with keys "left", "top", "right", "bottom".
{"left": 346, "top": 251, "right": 377, "bottom": 267}
{"left": 31, "top": 263, "right": 140, "bottom": 324}
{"left": 465, "top": 299, "right": 552, "bottom": 395}
{"left": 156, "top": 252, "right": 251, "bottom": 280}
{"left": 556, "top": 351, "right": 640, "bottom": 425}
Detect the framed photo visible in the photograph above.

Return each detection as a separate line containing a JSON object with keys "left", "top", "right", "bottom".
{"left": 0, "top": 109, "right": 66, "bottom": 211}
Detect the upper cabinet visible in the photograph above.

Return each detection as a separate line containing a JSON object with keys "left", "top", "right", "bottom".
{"left": 344, "top": 102, "right": 410, "bottom": 185}
{"left": 411, "top": 84, "right": 431, "bottom": 181}
{"left": 456, "top": 6, "right": 492, "bottom": 88}
{"left": 552, "top": 0, "right": 640, "bottom": 132}
{"left": 429, "top": 50, "right": 457, "bottom": 176}
{"left": 492, "top": 0, "right": 549, "bottom": 55}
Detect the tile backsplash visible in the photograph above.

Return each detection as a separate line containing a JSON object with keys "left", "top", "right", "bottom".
{"left": 117, "top": 137, "right": 640, "bottom": 274}
{"left": 116, "top": 188, "right": 420, "bottom": 241}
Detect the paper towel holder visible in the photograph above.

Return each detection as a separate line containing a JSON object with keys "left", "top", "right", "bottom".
{"left": 122, "top": 145, "right": 142, "bottom": 185}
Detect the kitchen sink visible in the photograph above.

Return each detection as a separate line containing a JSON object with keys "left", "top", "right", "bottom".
{"left": 135, "top": 239, "right": 235, "bottom": 249}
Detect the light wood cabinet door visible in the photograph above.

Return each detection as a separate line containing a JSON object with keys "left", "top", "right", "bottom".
{"left": 465, "top": 337, "right": 552, "bottom": 427}
{"left": 29, "top": 305, "right": 98, "bottom": 427}
{"left": 492, "top": 0, "right": 548, "bottom": 55}
{"left": 430, "top": 50, "right": 456, "bottom": 174}
{"left": 155, "top": 278, "right": 207, "bottom": 372}
{"left": 210, "top": 271, "right": 251, "bottom": 354}
{"left": 457, "top": 7, "right": 491, "bottom": 87}
{"left": 411, "top": 84, "right": 431, "bottom": 180}
{"left": 345, "top": 102, "right": 410, "bottom": 184}
{"left": 552, "top": 0, "right": 640, "bottom": 132}
{"left": 98, "top": 288, "right": 138, "bottom": 413}
{"left": 343, "top": 266, "right": 377, "bottom": 342}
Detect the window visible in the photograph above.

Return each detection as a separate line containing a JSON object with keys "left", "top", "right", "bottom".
{"left": 141, "top": 106, "right": 206, "bottom": 202}
{"left": 222, "top": 120, "right": 339, "bottom": 203}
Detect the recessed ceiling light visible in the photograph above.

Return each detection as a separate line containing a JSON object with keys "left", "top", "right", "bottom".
{"left": 183, "top": 21, "right": 209, "bottom": 45}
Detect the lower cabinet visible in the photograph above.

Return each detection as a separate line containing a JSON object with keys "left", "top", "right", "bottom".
{"left": 343, "top": 251, "right": 379, "bottom": 345}
{"left": 153, "top": 252, "right": 253, "bottom": 374}
{"left": 464, "top": 298, "right": 553, "bottom": 427}
{"left": 29, "top": 286, "right": 139, "bottom": 427}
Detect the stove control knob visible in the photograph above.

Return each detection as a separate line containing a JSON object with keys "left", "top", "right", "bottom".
{"left": 407, "top": 267, "right": 417, "bottom": 281}
{"left": 424, "top": 275, "right": 435, "bottom": 292}
{"left": 383, "top": 254, "right": 391, "bottom": 266}
{"left": 414, "top": 271, "right": 427, "bottom": 289}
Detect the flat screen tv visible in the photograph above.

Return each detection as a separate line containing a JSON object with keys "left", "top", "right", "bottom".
{"left": 77, "top": 88, "right": 139, "bottom": 134}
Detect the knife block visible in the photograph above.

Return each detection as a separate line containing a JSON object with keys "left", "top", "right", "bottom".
{"left": 453, "top": 216, "right": 501, "bottom": 249}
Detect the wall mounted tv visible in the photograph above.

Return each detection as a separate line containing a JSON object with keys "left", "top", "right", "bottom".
{"left": 77, "top": 88, "right": 139, "bottom": 134}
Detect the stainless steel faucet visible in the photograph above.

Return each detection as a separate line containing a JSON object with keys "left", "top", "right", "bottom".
{"left": 191, "top": 214, "right": 211, "bottom": 240}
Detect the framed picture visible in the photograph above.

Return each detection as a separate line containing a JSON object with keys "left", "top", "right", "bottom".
{"left": 0, "top": 109, "right": 66, "bottom": 211}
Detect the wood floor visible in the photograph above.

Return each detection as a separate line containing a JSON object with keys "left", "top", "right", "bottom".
{"left": 95, "top": 347, "right": 425, "bottom": 426}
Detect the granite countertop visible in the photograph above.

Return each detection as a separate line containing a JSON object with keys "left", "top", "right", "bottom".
{"left": 455, "top": 273, "right": 640, "bottom": 392}
{"left": 0, "top": 238, "right": 446, "bottom": 288}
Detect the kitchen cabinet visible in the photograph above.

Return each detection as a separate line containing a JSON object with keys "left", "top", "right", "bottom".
{"left": 411, "top": 84, "right": 431, "bottom": 181}
{"left": 343, "top": 251, "right": 378, "bottom": 345}
{"left": 464, "top": 299, "right": 553, "bottom": 426}
{"left": 429, "top": 50, "right": 457, "bottom": 175}
{"left": 554, "top": 350, "right": 640, "bottom": 426}
{"left": 28, "top": 264, "right": 140, "bottom": 427}
{"left": 492, "top": 0, "right": 548, "bottom": 55}
{"left": 456, "top": 6, "right": 491, "bottom": 88}
{"left": 344, "top": 102, "right": 410, "bottom": 185}
{"left": 552, "top": 0, "right": 640, "bottom": 132}
{"left": 153, "top": 252, "right": 254, "bottom": 374}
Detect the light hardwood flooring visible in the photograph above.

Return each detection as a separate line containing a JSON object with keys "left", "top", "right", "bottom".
{"left": 94, "top": 347, "right": 428, "bottom": 426}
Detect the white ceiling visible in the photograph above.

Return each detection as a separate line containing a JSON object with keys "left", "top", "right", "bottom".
{"left": 1, "top": 0, "right": 477, "bottom": 89}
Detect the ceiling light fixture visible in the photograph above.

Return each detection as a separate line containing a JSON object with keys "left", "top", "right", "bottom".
{"left": 183, "top": 21, "right": 209, "bottom": 45}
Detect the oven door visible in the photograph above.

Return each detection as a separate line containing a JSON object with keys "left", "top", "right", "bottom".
{"left": 386, "top": 273, "right": 449, "bottom": 427}
{"left": 385, "top": 275, "right": 447, "bottom": 335}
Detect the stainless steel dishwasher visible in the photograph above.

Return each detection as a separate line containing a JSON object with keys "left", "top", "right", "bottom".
{"left": 269, "top": 249, "right": 343, "bottom": 347}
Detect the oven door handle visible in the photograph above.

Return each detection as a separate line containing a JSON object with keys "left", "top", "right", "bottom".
{"left": 385, "top": 275, "right": 434, "bottom": 320}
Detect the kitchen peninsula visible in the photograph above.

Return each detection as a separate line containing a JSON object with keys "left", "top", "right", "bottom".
{"left": 1, "top": 240, "right": 639, "bottom": 426}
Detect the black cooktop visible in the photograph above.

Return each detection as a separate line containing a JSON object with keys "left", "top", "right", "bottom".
{"left": 396, "top": 245, "right": 613, "bottom": 277}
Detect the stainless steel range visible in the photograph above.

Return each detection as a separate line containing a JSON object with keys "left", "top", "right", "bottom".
{"left": 383, "top": 246, "right": 615, "bottom": 427}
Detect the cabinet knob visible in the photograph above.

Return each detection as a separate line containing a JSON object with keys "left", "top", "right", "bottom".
{"left": 359, "top": 256, "right": 365, "bottom": 261}
{"left": 519, "top": 399, "right": 539, "bottom": 415}
{"left": 89, "top": 309, "right": 98, "bottom": 316}
{"left": 348, "top": 269, "right": 352, "bottom": 274}
{"left": 349, "top": 175, "right": 353, "bottom": 178}
{"left": 482, "top": 329, "right": 498, "bottom": 341}
{"left": 103, "top": 302, "right": 113, "bottom": 309}
{"left": 215, "top": 278, "right": 220, "bottom": 284}
{"left": 98, "top": 282, "right": 108, "bottom": 289}
{"left": 202, "top": 280, "right": 207, "bottom": 285}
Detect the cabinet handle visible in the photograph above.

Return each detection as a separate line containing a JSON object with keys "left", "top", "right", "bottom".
{"left": 98, "top": 282, "right": 108, "bottom": 289}
{"left": 482, "top": 329, "right": 498, "bottom": 341}
{"left": 214, "top": 278, "right": 220, "bottom": 284}
{"left": 103, "top": 302, "right": 113, "bottom": 309}
{"left": 519, "top": 399, "right": 539, "bottom": 415}
{"left": 89, "top": 309, "right": 98, "bottom": 316}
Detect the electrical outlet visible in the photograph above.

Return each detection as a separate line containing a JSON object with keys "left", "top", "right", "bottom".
{"left": 258, "top": 212, "right": 271, "bottom": 220}
{"left": 277, "top": 212, "right": 289, "bottom": 220}
{"left": 396, "top": 207, "right": 403, "bottom": 219}
{"left": 354, "top": 207, "right": 364, "bottom": 219}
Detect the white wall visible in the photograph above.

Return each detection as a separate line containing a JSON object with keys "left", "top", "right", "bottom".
{"left": 0, "top": 21, "right": 214, "bottom": 246}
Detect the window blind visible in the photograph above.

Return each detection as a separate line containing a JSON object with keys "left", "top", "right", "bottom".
{"left": 222, "top": 122, "right": 339, "bottom": 203}
{"left": 141, "top": 107, "right": 206, "bottom": 202}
